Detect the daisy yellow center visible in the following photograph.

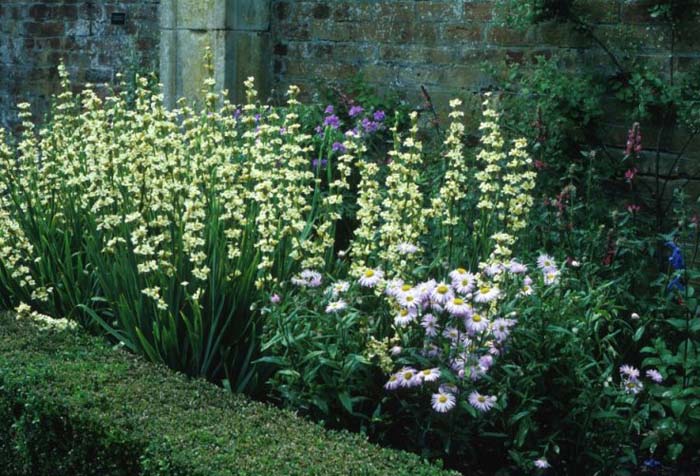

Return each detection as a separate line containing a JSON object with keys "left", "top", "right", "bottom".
{"left": 401, "top": 284, "right": 412, "bottom": 291}
{"left": 404, "top": 372, "right": 413, "bottom": 379}
{"left": 400, "top": 309, "right": 409, "bottom": 317}
{"left": 364, "top": 269, "right": 375, "bottom": 278}
{"left": 438, "top": 395, "right": 448, "bottom": 403}
{"left": 626, "top": 382, "right": 636, "bottom": 389}
{"left": 472, "top": 314, "right": 482, "bottom": 322}
{"left": 453, "top": 298, "right": 464, "bottom": 305}
{"left": 406, "top": 295, "right": 414, "bottom": 302}
{"left": 477, "top": 395, "right": 486, "bottom": 403}
{"left": 480, "top": 286, "right": 491, "bottom": 294}
{"left": 422, "top": 370, "right": 431, "bottom": 376}
{"left": 461, "top": 279, "right": 470, "bottom": 286}
{"left": 457, "top": 268, "right": 467, "bottom": 274}
{"left": 437, "top": 285, "right": 449, "bottom": 294}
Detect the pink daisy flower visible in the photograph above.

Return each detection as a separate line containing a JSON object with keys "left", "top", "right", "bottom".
{"left": 619, "top": 364, "right": 640, "bottom": 380}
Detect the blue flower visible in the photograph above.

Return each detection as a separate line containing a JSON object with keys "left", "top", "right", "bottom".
{"left": 667, "top": 276, "right": 685, "bottom": 292}
{"left": 324, "top": 105, "right": 334, "bottom": 115}
{"left": 643, "top": 458, "right": 661, "bottom": 469}
{"left": 332, "top": 142, "right": 346, "bottom": 153}
{"left": 373, "top": 110, "right": 386, "bottom": 122}
{"left": 665, "top": 241, "right": 686, "bottom": 270}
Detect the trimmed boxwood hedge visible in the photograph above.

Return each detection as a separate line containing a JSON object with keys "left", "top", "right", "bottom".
{"left": 0, "top": 314, "right": 458, "bottom": 476}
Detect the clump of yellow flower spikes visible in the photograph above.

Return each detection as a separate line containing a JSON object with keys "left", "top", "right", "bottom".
{"left": 377, "top": 112, "right": 428, "bottom": 276}
{"left": 430, "top": 98, "right": 467, "bottom": 229}
{"left": 0, "top": 64, "right": 328, "bottom": 377}
{"left": 474, "top": 93, "right": 535, "bottom": 265}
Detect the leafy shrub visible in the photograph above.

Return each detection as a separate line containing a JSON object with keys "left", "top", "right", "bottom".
{"left": 0, "top": 312, "right": 457, "bottom": 476}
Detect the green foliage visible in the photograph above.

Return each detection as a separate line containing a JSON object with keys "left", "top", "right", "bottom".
{"left": 0, "top": 313, "right": 457, "bottom": 476}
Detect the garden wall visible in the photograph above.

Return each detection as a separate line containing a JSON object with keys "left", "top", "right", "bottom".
{"left": 0, "top": 1, "right": 159, "bottom": 130}
{"left": 2, "top": 0, "right": 700, "bottom": 182}
{"left": 270, "top": 1, "right": 700, "bottom": 186}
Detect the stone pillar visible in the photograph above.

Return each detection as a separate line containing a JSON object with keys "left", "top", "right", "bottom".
{"left": 160, "top": 0, "right": 271, "bottom": 109}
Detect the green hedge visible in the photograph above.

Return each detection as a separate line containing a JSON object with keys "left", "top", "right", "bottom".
{"left": 0, "top": 314, "right": 458, "bottom": 476}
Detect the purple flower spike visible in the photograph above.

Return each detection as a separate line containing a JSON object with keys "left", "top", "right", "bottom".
{"left": 324, "top": 115, "right": 340, "bottom": 129}
{"left": 362, "top": 118, "right": 379, "bottom": 133}
{"left": 332, "top": 142, "right": 346, "bottom": 153}
{"left": 373, "top": 110, "right": 386, "bottom": 122}
{"left": 349, "top": 105, "right": 364, "bottom": 117}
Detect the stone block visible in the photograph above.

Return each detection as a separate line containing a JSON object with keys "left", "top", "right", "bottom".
{"left": 416, "top": 2, "right": 463, "bottom": 22}
{"left": 229, "top": 0, "right": 271, "bottom": 31}
{"left": 164, "top": 0, "right": 227, "bottom": 30}
{"left": 227, "top": 30, "right": 271, "bottom": 102}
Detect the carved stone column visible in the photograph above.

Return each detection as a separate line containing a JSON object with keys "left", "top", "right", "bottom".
{"left": 159, "top": 0, "right": 271, "bottom": 108}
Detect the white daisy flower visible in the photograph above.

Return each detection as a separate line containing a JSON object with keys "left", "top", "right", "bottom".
{"left": 445, "top": 297, "right": 471, "bottom": 317}
{"left": 431, "top": 391, "right": 457, "bottom": 413}
{"left": 474, "top": 284, "right": 500, "bottom": 303}
{"left": 438, "top": 383, "right": 458, "bottom": 395}
{"left": 507, "top": 259, "right": 528, "bottom": 274}
{"left": 384, "top": 374, "right": 400, "bottom": 390}
{"left": 543, "top": 268, "right": 560, "bottom": 285}
{"left": 418, "top": 367, "right": 441, "bottom": 382}
{"left": 442, "top": 326, "right": 461, "bottom": 341}
{"left": 325, "top": 300, "right": 347, "bottom": 313}
{"left": 537, "top": 254, "right": 556, "bottom": 270}
{"left": 292, "top": 269, "right": 322, "bottom": 288}
{"left": 358, "top": 268, "right": 383, "bottom": 287}
{"left": 448, "top": 267, "right": 471, "bottom": 282}
{"left": 415, "top": 279, "right": 436, "bottom": 301}
{"left": 331, "top": 281, "right": 350, "bottom": 296}
{"left": 534, "top": 457, "right": 551, "bottom": 469}
{"left": 396, "top": 242, "right": 418, "bottom": 254}
{"left": 468, "top": 391, "right": 497, "bottom": 411}
{"left": 483, "top": 263, "right": 504, "bottom": 277}
{"left": 421, "top": 313, "right": 439, "bottom": 337}
{"left": 397, "top": 367, "right": 421, "bottom": 388}
{"left": 394, "top": 308, "right": 416, "bottom": 327}
{"left": 491, "top": 317, "right": 515, "bottom": 341}
{"left": 398, "top": 289, "right": 420, "bottom": 309}
{"left": 452, "top": 272, "right": 476, "bottom": 294}
{"left": 623, "top": 378, "right": 644, "bottom": 394}
{"left": 430, "top": 282, "right": 454, "bottom": 305}
{"left": 465, "top": 313, "right": 489, "bottom": 333}
{"left": 384, "top": 278, "right": 404, "bottom": 298}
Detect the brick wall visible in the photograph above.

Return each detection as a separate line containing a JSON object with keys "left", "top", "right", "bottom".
{"left": 270, "top": 0, "right": 700, "bottom": 195}
{"left": 0, "top": 0, "right": 159, "bottom": 130}
{"left": 2, "top": 0, "right": 700, "bottom": 175}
